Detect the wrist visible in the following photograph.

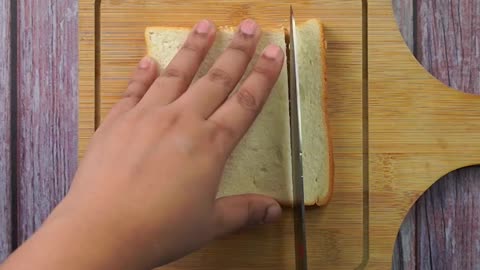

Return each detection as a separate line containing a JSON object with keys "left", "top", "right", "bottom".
{"left": 1, "top": 198, "right": 154, "bottom": 270}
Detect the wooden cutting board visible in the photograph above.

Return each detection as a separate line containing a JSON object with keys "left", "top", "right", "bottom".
{"left": 78, "top": 0, "right": 480, "bottom": 269}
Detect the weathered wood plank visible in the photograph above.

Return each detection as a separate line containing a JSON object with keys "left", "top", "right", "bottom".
{"left": 415, "top": 0, "right": 480, "bottom": 268}
{"left": 393, "top": 0, "right": 480, "bottom": 268}
{"left": 0, "top": 0, "right": 12, "bottom": 262}
{"left": 392, "top": 0, "right": 416, "bottom": 52}
{"left": 16, "top": 0, "right": 78, "bottom": 243}
{"left": 416, "top": 0, "right": 480, "bottom": 94}
{"left": 392, "top": 209, "right": 417, "bottom": 270}
{"left": 8, "top": 0, "right": 479, "bottom": 269}
{"left": 392, "top": 1, "right": 417, "bottom": 269}
{"left": 416, "top": 167, "right": 480, "bottom": 269}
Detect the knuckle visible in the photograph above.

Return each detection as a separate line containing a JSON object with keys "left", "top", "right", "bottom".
{"left": 162, "top": 67, "right": 186, "bottom": 78}
{"left": 182, "top": 38, "right": 204, "bottom": 54}
{"left": 121, "top": 92, "right": 142, "bottom": 104}
{"left": 157, "top": 109, "right": 181, "bottom": 129}
{"left": 128, "top": 78, "right": 150, "bottom": 91}
{"left": 258, "top": 56, "right": 280, "bottom": 79}
{"left": 236, "top": 87, "right": 259, "bottom": 112}
{"left": 124, "top": 81, "right": 148, "bottom": 101}
{"left": 228, "top": 42, "right": 253, "bottom": 58}
{"left": 209, "top": 119, "right": 237, "bottom": 144}
{"left": 252, "top": 63, "right": 273, "bottom": 77}
{"left": 161, "top": 67, "right": 188, "bottom": 82}
{"left": 207, "top": 68, "right": 234, "bottom": 89}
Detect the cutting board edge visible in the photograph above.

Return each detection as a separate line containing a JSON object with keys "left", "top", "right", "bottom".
{"left": 77, "top": 0, "right": 480, "bottom": 269}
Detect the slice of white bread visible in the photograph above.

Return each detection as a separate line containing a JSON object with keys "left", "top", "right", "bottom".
{"left": 145, "top": 19, "right": 332, "bottom": 206}
{"left": 294, "top": 20, "right": 332, "bottom": 206}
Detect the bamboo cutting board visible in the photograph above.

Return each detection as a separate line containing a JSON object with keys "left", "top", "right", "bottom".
{"left": 78, "top": 0, "right": 480, "bottom": 269}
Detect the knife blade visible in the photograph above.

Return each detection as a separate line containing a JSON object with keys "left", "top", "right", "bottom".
{"left": 288, "top": 5, "right": 308, "bottom": 270}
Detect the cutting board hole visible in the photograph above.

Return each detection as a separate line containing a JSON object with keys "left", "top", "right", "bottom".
{"left": 392, "top": 0, "right": 480, "bottom": 95}
{"left": 392, "top": 165, "right": 480, "bottom": 269}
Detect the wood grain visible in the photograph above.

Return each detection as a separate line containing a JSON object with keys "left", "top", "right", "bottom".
{"left": 392, "top": 209, "right": 416, "bottom": 270}
{"left": 78, "top": 0, "right": 95, "bottom": 159}
{"left": 417, "top": 0, "right": 480, "bottom": 94}
{"left": 78, "top": 0, "right": 480, "bottom": 268}
{"left": 392, "top": 0, "right": 415, "bottom": 53}
{"left": 393, "top": 0, "right": 480, "bottom": 269}
{"left": 368, "top": 0, "right": 480, "bottom": 268}
{"left": 81, "top": 0, "right": 365, "bottom": 269}
{"left": 0, "top": 0, "right": 12, "bottom": 262}
{"left": 0, "top": 0, "right": 475, "bottom": 267}
{"left": 392, "top": 2, "right": 417, "bottom": 269}
{"left": 16, "top": 0, "right": 78, "bottom": 243}
{"left": 414, "top": 0, "right": 480, "bottom": 269}
{"left": 393, "top": 1, "right": 480, "bottom": 269}
{"left": 415, "top": 167, "right": 480, "bottom": 269}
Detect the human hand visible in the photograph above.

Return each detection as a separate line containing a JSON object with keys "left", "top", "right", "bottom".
{"left": 0, "top": 19, "right": 285, "bottom": 270}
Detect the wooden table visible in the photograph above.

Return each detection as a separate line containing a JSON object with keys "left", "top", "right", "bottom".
{"left": 0, "top": 0, "right": 478, "bottom": 268}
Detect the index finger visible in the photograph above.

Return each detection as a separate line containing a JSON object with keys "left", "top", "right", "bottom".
{"left": 139, "top": 20, "right": 216, "bottom": 108}
{"left": 208, "top": 44, "right": 285, "bottom": 152}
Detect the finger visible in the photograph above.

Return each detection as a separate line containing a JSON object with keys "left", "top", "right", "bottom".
{"left": 139, "top": 20, "right": 216, "bottom": 108}
{"left": 175, "top": 19, "right": 261, "bottom": 118}
{"left": 104, "top": 56, "right": 158, "bottom": 123}
{"left": 208, "top": 44, "right": 284, "bottom": 152}
{"left": 212, "top": 194, "right": 282, "bottom": 238}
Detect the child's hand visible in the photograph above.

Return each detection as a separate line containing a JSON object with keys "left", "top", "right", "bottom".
{"left": 1, "top": 19, "right": 284, "bottom": 270}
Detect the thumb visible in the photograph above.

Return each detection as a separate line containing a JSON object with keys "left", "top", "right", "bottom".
{"left": 212, "top": 194, "right": 282, "bottom": 238}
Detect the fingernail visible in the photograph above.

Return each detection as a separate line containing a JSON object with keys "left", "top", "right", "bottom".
{"left": 263, "top": 45, "right": 282, "bottom": 60}
{"left": 240, "top": 19, "right": 257, "bottom": 36}
{"left": 195, "top": 20, "right": 211, "bottom": 34}
{"left": 263, "top": 204, "right": 282, "bottom": 224}
{"left": 139, "top": 56, "right": 152, "bottom": 69}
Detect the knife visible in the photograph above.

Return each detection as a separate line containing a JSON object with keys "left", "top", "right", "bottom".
{"left": 288, "top": 5, "right": 308, "bottom": 270}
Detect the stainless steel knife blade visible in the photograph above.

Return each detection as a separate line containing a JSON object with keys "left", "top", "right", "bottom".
{"left": 288, "top": 5, "right": 308, "bottom": 270}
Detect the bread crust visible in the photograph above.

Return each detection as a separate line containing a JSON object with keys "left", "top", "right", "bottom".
{"left": 312, "top": 19, "right": 334, "bottom": 207}
{"left": 145, "top": 20, "right": 333, "bottom": 207}
{"left": 288, "top": 19, "right": 333, "bottom": 207}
